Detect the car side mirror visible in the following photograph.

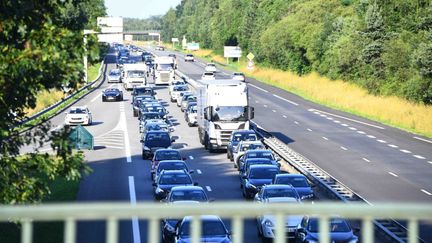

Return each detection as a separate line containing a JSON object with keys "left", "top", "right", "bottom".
{"left": 152, "top": 183, "right": 157, "bottom": 187}
{"left": 189, "top": 170, "right": 194, "bottom": 174}
{"left": 182, "top": 157, "right": 187, "bottom": 161}
{"left": 193, "top": 182, "right": 199, "bottom": 186}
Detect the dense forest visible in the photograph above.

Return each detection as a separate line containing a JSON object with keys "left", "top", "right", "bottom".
{"left": 158, "top": 0, "right": 432, "bottom": 104}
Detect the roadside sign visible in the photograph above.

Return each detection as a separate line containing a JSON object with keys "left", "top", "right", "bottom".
{"left": 68, "top": 125, "right": 94, "bottom": 150}
{"left": 224, "top": 46, "right": 242, "bottom": 58}
{"left": 247, "top": 52, "right": 255, "bottom": 61}
{"left": 171, "top": 38, "right": 179, "bottom": 42}
{"left": 187, "top": 42, "right": 200, "bottom": 51}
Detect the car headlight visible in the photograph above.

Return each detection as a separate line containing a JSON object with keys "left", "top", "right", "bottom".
{"left": 155, "top": 187, "right": 164, "bottom": 194}
{"left": 264, "top": 220, "right": 274, "bottom": 227}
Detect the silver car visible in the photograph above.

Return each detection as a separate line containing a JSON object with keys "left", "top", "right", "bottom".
{"left": 108, "top": 69, "right": 121, "bottom": 83}
{"left": 233, "top": 140, "right": 265, "bottom": 168}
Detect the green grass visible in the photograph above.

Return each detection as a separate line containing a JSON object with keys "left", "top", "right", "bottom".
{"left": 0, "top": 178, "right": 80, "bottom": 243}
{"left": 88, "top": 62, "right": 102, "bottom": 82}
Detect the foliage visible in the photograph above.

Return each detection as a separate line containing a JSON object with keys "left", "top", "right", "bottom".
{"left": 0, "top": 0, "right": 105, "bottom": 204}
{"left": 156, "top": 0, "right": 432, "bottom": 104}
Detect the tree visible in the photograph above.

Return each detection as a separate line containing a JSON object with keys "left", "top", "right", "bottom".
{"left": 0, "top": 0, "right": 105, "bottom": 204}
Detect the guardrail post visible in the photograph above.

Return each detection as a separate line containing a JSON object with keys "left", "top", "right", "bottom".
{"left": 275, "top": 214, "right": 285, "bottom": 243}
{"left": 106, "top": 217, "right": 118, "bottom": 243}
{"left": 408, "top": 219, "right": 419, "bottom": 243}
{"left": 191, "top": 216, "right": 201, "bottom": 243}
{"left": 362, "top": 217, "right": 374, "bottom": 243}
{"left": 21, "top": 219, "right": 33, "bottom": 243}
{"left": 148, "top": 217, "right": 160, "bottom": 243}
{"left": 232, "top": 216, "right": 244, "bottom": 243}
{"left": 64, "top": 217, "right": 76, "bottom": 243}
{"left": 319, "top": 216, "right": 330, "bottom": 243}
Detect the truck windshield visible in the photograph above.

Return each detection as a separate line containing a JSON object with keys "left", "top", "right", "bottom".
{"left": 127, "top": 70, "right": 145, "bottom": 78}
{"left": 158, "top": 64, "right": 173, "bottom": 71}
{"left": 212, "top": 106, "right": 247, "bottom": 122}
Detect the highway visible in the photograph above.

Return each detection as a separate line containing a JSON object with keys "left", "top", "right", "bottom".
{"left": 28, "top": 47, "right": 432, "bottom": 242}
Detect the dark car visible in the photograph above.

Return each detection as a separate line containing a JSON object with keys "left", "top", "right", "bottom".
{"left": 239, "top": 149, "right": 279, "bottom": 170}
{"left": 152, "top": 170, "right": 196, "bottom": 200}
{"left": 132, "top": 95, "right": 155, "bottom": 117}
{"left": 152, "top": 159, "right": 190, "bottom": 180}
{"left": 239, "top": 158, "right": 278, "bottom": 177}
{"left": 227, "top": 130, "right": 258, "bottom": 161}
{"left": 296, "top": 217, "right": 359, "bottom": 243}
{"left": 141, "top": 131, "right": 176, "bottom": 159}
{"left": 273, "top": 174, "right": 315, "bottom": 200}
{"left": 171, "top": 215, "right": 231, "bottom": 243}
{"left": 165, "top": 186, "right": 209, "bottom": 203}
{"left": 102, "top": 88, "right": 123, "bottom": 102}
{"left": 132, "top": 86, "right": 156, "bottom": 101}
{"left": 240, "top": 164, "right": 280, "bottom": 199}
{"left": 140, "top": 104, "right": 168, "bottom": 119}
{"left": 254, "top": 184, "right": 301, "bottom": 202}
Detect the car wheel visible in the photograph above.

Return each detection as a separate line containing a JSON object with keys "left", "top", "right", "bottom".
{"left": 227, "top": 152, "right": 231, "bottom": 159}
{"left": 133, "top": 110, "right": 138, "bottom": 117}
{"left": 188, "top": 122, "right": 192, "bottom": 127}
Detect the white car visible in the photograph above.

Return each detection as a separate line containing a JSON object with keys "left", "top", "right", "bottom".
{"left": 204, "top": 63, "right": 217, "bottom": 73}
{"left": 155, "top": 46, "right": 165, "bottom": 51}
{"left": 170, "top": 84, "right": 189, "bottom": 102}
{"left": 184, "top": 54, "right": 194, "bottom": 62}
{"left": 185, "top": 105, "right": 198, "bottom": 127}
{"left": 169, "top": 80, "right": 187, "bottom": 94}
{"left": 232, "top": 72, "right": 246, "bottom": 82}
{"left": 201, "top": 72, "right": 215, "bottom": 80}
{"left": 177, "top": 91, "right": 193, "bottom": 107}
{"left": 108, "top": 69, "right": 121, "bottom": 83}
{"left": 233, "top": 140, "right": 265, "bottom": 168}
{"left": 64, "top": 106, "right": 92, "bottom": 126}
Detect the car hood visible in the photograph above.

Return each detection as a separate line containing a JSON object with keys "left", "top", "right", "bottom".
{"left": 178, "top": 236, "right": 230, "bottom": 243}
{"left": 248, "top": 179, "right": 273, "bottom": 187}
{"left": 262, "top": 215, "right": 303, "bottom": 227}
{"left": 109, "top": 74, "right": 120, "bottom": 78}
{"left": 308, "top": 232, "right": 355, "bottom": 242}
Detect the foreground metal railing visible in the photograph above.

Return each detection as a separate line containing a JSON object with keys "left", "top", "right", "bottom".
{"left": 0, "top": 202, "right": 430, "bottom": 243}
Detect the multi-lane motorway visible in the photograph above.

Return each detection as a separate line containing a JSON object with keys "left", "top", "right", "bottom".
{"left": 31, "top": 47, "right": 432, "bottom": 242}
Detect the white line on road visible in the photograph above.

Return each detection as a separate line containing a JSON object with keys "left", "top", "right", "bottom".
{"left": 388, "top": 144, "right": 399, "bottom": 148}
{"left": 334, "top": 120, "right": 341, "bottom": 123}
{"left": 205, "top": 186, "right": 212, "bottom": 192}
{"left": 249, "top": 84, "right": 269, "bottom": 93}
{"left": 428, "top": 161, "right": 432, "bottom": 165}
{"left": 310, "top": 109, "right": 385, "bottom": 129}
{"left": 128, "top": 176, "right": 141, "bottom": 243}
{"left": 307, "top": 128, "right": 313, "bottom": 132}
{"left": 294, "top": 121, "right": 299, "bottom": 125}
{"left": 263, "top": 105, "right": 268, "bottom": 108}
{"left": 49, "top": 125, "right": 63, "bottom": 132}
{"left": 272, "top": 94, "right": 299, "bottom": 106}
{"left": 377, "top": 139, "right": 387, "bottom": 143}
{"left": 90, "top": 93, "right": 102, "bottom": 103}
{"left": 341, "top": 124, "right": 349, "bottom": 127}
{"left": 388, "top": 172, "right": 398, "bottom": 177}
{"left": 189, "top": 156, "right": 194, "bottom": 160}
{"left": 413, "top": 155, "right": 426, "bottom": 160}
{"left": 326, "top": 117, "right": 334, "bottom": 120}
{"left": 282, "top": 115, "right": 287, "bottom": 118}
{"left": 414, "top": 136, "right": 432, "bottom": 144}
{"left": 197, "top": 169, "right": 202, "bottom": 174}
{"left": 349, "top": 127, "right": 357, "bottom": 131}
{"left": 255, "top": 100, "right": 259, "bottom": 103}
{"left": 421, "top": 189, "right": 432, "bottom": 196}
{"left": 357, "top": 131, "right": 366, "bottom": 134}
{"left": 314, "top": 112, "right": 320, "bottom": 115}
{"left": 362, "top": 158, "right": 371, "bottom": 163}
{"left": 322, "top": 137, "right": 329, "bottom": 141}
{"left": 367, "top": 135, "right": 376, "bottom": 139}
{"left": 272, "top": 110, "right": 277, "bottom": 113}
{"left": 320, "top": 114, "right": 326, "bottom": 117}
{"left": 117, "top": 109, "right": 132, "bottom": 163}
{"left": 340, "top": 146, "right": 348, "bottom": 151}
{"left": 400, "top": 149, "right": 412, "bottom": 154}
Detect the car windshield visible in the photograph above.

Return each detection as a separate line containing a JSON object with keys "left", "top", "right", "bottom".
{"left": 180, "top": 220, "right": 226, "bottom": 236}
{"left": 232, "top": 133, "right": 257, "bottom": 142}
{"left": 128, "top": 70, "right": 145, "bottom": 78}
{"left": 105, "top": 89, "right": 119, "bottom": 93}
{"left": 157, "top": 162, "right": 187, "bottom": 173}
{"left": 212, "top": 106, "right": 247, "bottom": 122}
{"left": 174, "top": 86, "right": 188, "bottom": 91}
{"left": 143, "top": 114, "right": 162, "bottom": 120}
{"left": 187, "top": 96, "right": 196, "bottom": 102}
{"left": 159, "top": 174, "right": 192, "bottom": 185}
{"left": 249, "top": 168, "right": 279, "bottom": 179}
{"left": 170, "top": 190, "right": 207, "bottom": 202}
{"left": 240, "top": 143, "right": 264, "bottom": 151}
{"left": 189, "top": 107, "right": 197, "bottom": 113}
{"left": 145, "top": 133, "right": 171, "bottom": 148}
{"left": 145, "top": 107, "right": 164, "bottom": 113}
{"left": 207, "top": 64, "right": 215, "bottom": 67}
{"left": 307, "top": 218, "right": 351, "bottom": 233}
{"left": 135, "top": 88, "right": 153, "bottom": 96}
{"left": 155, "top": 151, "right": 181, "bottom": 161}
{"left": 158, "top": 64, "right": 173, "bottom": 71}
{"left": 277, "top": 177, "right": 309, "bottom": 187}
{"left": 69, "top": 108, "right": 87, "bottom": 114}
{"left": 110, "top": 70, "right": 120, "bottom": 75}
{"left": 263, "top": 188, "right": 298, "bottom": 199}
{"left": 246, "top": 151, "right": 274, "bottom": 160}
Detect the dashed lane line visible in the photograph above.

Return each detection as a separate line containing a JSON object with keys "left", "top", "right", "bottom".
{"left": 282, "top": 115, "right": 287, "bottom": 118}
{"left": 272, "top": 94, "right": 299, "bottom": 106}
{"left": 388, "top": 172, "right": 398, "bottom": 177}
{"left": 307, "top": 128, "right": 313, "bottom": 132}
{"left": 357, "top": 131, "right": 366, "bottom": 134}
{"left": 422, "top": 189, "right": 432, "bottom": 196}
{"left": 205, "top": 186, "right": 212, "bottom": 192}
{"left": 377, "top": 139, "right": 387, "bottom": 143}
{"left": 189, "top": 156, "right": 194, "bottom": 160}
{"left": 197, "top": 169, "right": 202, "bottom": 174}
{"left": 294, "top": 121, "right": 299, "bottom": 125}
{"left": 341, "top": 124, "right": 349, "bottom": 127}
{"left": 400, "top": 149, "right": 412, "bottom": 154}
{"left": 249, "top": 83, "right": 269, "bottom": 93}
{"left": 349, "top": 127, "right": 357, "bottom": 131}
{"left": 413, "top": 155, "right": 426, "bottom": 160}
{"left": 334, "top": 120, "right": 341, "bottom": 123}
{"left": 322, "top": 137, "right": 329, "bottom": 141}
{"left": 428, "top": 161, "right": 432, "bottom": 165}
{"left": 340, "top": 146, "right": 348, "bottom": 151}
{"left": 388, "top": 144, "right": 398, "bottom": 148}
{"left": 272, "top": 110, "right": 277, "bottom": 113}
{"left": 263, "top": 105, "right": 268, "bottom": 108}
{"left": 310, "top": 108, "right": 385, "bottom": 130}
{"left": 367, "top": 135, "right": 376, "bottom": 139}
{"left": 128, "top": 176, "right": 141, "bottom": 243}
{"left": 363, "top": 158, "right": 371, "bottom": 163}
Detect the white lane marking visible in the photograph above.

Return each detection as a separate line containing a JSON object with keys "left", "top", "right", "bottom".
{"left": 272, "top": 110, "right": 276, "bottom": 113}
{"left": 357, "top": 131, "right": 366, "bottom": 134}
{"left": 205, "top": 186, "right": 212, "bottom": 192}
{"left": 322, "top": 137, "right": 329, "bottom": 141}
{"left": 326, "top": 117, "right": 334, "bottom": 120}
{"left": 377, "top": 139, "right": 387, "bottom": 143}
{"left": 400, "top": 149, "right": 411, "bottom": 154}
{"left": 307, "top": 128, "right": 313, "bottom": 132}
{"left": 117, "top": 109, "right": 132, "bottom": 163}
{"left": 421, "top": 189, "right": 432, "bottom": 196}
{"left": 263, "top": 105, "right": 268, "bottom": 108}
{"left": 189, "top": 156, "right": 194, "bottom": 160}
{"left": 388, "top": 144, "right": 398, "bottom": 148}
{"left": 255, "top": 100, "right": 259, "bottom": 103}
{"left": 320, "top": 114, "right": 326, "bottom": 117}
{"left": 128, "top": 176, "right": 141, "bottom": 243}
{"left": 367, "top": 135, "right": 376, "bottom": 138}
{"left": 428, "top": 161, "right": 432, "bottom": 165}
{"left": 349, "top": 127, "right": 357, "bottom": 131}
{"left": 249, "top": 83, "right": 269, "bottom": 93}
{"left": 340, "top": 146, "right": 348, "bottom": 151}
{"left": 341, "top": 124, "right": 349, "bottom": 127}
{"left": 314, "top": 112, "right": 320, "bottom": 115}
{"left": 272, "top": 94, "right": 299, "bottom": 106}
{"left": 197, "top": 169, "right": 202, "bottom": 174}
{"left": 334, "top": 120, "right": 341, "bottom": 123}
{"left": 294, "top": 121, "right": 299, "bottom": 125}
{"left": 91, "top": 93, "right": 102, "bottom": 103}
{"left": 308, "top": 109, "right": 314, "bottom": 112}
{"left": 414, "top": 136, "right": 432, "bottom": 144}
{"left": 413, "top": 155, "right": 426, "bottom": 160}
{"left": 363, "top": 158, "right": 371, "bottom": 163}
{"left": 310, "top": 109, "right": 385, "bottom": 129}
{"left": 282, "top": 115, "right": 287, "bottom": 118}
{"left": 388, "top": 172, "right": 398, "bottom": 177}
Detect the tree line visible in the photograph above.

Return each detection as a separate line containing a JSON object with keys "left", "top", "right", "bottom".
{"left": 158, "top": 0, "right": 432, "bottom": 104}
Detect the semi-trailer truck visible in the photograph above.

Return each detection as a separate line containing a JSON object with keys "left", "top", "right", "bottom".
{"left": 154, "top": 56, "right": 175, "bottom": 85}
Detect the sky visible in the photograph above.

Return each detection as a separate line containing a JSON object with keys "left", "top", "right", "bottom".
{"left": 104, "top": 0, "right": 181, "bottom": 19}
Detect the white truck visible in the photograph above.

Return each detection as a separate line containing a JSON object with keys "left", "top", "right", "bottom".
{"left": 196, "top": 79, "right": 254, "bottom": 152}
{"left": 122, "top": 63, "right": 147, "bottom": 90}
{"left": 154, "top": 56, "right": 175, "bottom": 85}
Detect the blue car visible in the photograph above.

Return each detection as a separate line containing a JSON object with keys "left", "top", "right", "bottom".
{"left": 273, "top": 174, "right": 315, "bottom": 200}
{"left": 240, "top": 164, "right": 280, "bottom": 199}
{"left": 296, "top": 216, "right": 358, "bottom": 243}
{"left": 173, "top": 215, "right": 231, "bottom": 243}
{"left": 226, "top": 130, "right": 258, "bottom": 161}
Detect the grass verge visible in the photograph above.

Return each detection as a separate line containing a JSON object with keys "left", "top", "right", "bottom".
{"left": 180, "top": 47, "right": 432, "bottom": 138}
{"left": 0, "top": 178, "right": 80, "bottom": 243}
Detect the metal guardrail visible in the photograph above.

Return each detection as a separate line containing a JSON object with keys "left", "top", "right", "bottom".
{"left": 250, "top": 122, "right": 426, "bottom": 243}
{"left": 17, "top": 59, "right": 106, "bottom": 131}
{"left": 0, "top": 202, "right": 430, "bottom": 243}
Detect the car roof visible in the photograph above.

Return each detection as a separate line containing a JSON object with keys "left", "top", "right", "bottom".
{"left": 239, "top": 141, "right": 262, "bottom": 146}
{"left": 183, "top": 215, "right": 222, "bottom": 221}
{"left": 275, "top": 174, "right": 306, "bottom": 179}
{"left": 245, "top": 149, "right": 272, "bottom": 154}
{"left": 70, "top": 106, "right": 87, "bottom": 110}
{"left": 266, "top": 197, "right": 299, "bottom": 203}
{"left": 263, "top": 184, "right": 295, "bottom": 189}
{"left": 171, "top": 186, "right": 204, "bottom": 191}
{"left": 158, "top": 160, "right": 185, "bottom": 164}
